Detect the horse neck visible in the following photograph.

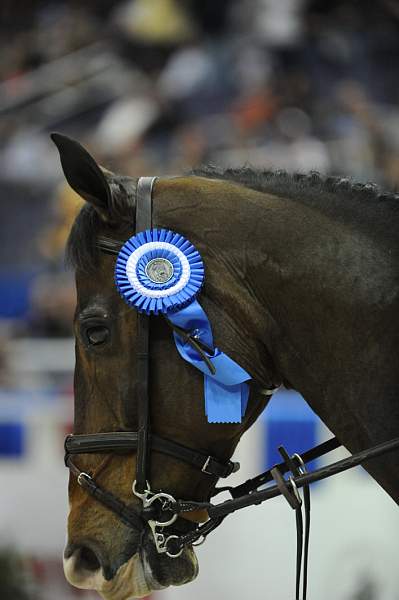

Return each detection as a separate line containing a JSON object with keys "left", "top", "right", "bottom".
{"left": 155, "top": 176, "right": 399, "bottom": 504}
{"left": 152, "top": 179, "right": 318, "bottom": 414}
{"left": 154, "top": 176, "right": 375, "bottom": 404}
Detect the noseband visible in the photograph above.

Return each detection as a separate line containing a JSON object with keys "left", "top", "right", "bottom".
{"left": 65, "top": 176, "right": 399, "bottom": 598}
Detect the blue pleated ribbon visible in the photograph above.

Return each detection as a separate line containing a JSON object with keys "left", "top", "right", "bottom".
{"left": 168, "top": 300, "right": 251, "bottom": 423}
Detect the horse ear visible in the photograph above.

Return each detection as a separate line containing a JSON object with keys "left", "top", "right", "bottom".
{"left": 51, "top": 133, "right": 112, "bottom": 219}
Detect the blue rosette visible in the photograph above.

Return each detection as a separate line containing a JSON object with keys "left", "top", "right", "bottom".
{"left": 115, "top": 227, "right": 251, "bottom": 423}
{"left": 115, "top": 228, "right": 204, "bottom": 315}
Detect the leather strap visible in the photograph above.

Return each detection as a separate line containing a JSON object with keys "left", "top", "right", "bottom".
{"left": 276, "top": 446, "right": 306, "bottom": 600}
{"left": 135, "top": 177, "right": 156, "bottom": 494}
{"left": 96, "top": 236, "right": 122, "bottom": 255}
{"left": 229, "top": 436, "right": 340, "bottom": 498}
{"left": 66, "top": 455, "right": 145, "bottom": 530}
{"left": 135, "top": 177, "right": 155, "bottom": 232}
{"left": 65, "top": 432, "right": 238, "bottom": 479}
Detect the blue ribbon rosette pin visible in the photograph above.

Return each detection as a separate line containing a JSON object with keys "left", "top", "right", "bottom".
{"left": 115, "top": 228, "right": 251, "bottom": 423}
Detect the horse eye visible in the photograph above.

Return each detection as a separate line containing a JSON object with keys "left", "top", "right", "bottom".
{"left": 86, "top": 326, "right": 109, "bottom": 346}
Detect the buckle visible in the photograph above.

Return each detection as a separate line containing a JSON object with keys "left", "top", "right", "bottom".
{"left": 77, "top": 472, "right": 92, "bottom": 487}
{"left": 201, "top": 456, "right": 213, "bottom": 475}
{"left": 202, "top": 456, "right": 240, "bottom": 477}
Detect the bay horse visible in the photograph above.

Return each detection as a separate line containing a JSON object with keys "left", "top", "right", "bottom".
{"left": 52, "top": 133, "right": 399, "bottom": 599}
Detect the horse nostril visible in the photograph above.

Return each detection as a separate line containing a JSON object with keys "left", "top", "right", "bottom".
{"left": 64, "top": 543, "right": 104, "bottom": 575}
{"left": 78, "top": 546, "right": 101, "bottom": 572}
{"left": 64, "top": 542, "right": 116, "bottom": 583}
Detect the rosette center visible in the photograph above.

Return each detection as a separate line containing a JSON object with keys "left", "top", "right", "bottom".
{"left": 145, "top": 258, "right": 174, "bottom": 284}
{"left": 115, "top": 229, "right": 204, "bottom": 314}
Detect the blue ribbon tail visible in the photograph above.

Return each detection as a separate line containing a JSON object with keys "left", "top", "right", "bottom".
{"left": 205, "top": 378, "right": 249, "bottom": 423}
{"left": 169, "top": 300, "right": 251, "bottom": 423}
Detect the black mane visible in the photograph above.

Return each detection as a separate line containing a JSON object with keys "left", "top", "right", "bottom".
{"left": 193, "top": 165, "right": 399, "bottom": 207}
{"left": 67, "top": 167, "right": 399, "bottom": 272}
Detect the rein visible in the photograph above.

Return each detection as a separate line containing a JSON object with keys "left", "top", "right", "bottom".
{"left": 65, "top": 176, "right": 399, "bottom": 600}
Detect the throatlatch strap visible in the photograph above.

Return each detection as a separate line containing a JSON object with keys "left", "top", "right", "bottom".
{"left": 135, "top": 177, "right": 157, "bottom": 494}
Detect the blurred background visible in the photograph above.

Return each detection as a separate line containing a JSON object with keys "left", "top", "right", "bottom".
{"left": 1, "top": 0, "right": 399, "bottom": 598}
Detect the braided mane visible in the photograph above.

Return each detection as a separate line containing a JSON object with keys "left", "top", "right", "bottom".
{"left": 67, "top": 166, "right": 398, "bottom": 272}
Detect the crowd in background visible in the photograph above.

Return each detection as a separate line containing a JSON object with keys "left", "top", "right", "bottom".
{"left": 1, "top": 0, "right": 399, "bottom": 346}
{"left": 2, "top": 0, "right": 399, "bottom": 179}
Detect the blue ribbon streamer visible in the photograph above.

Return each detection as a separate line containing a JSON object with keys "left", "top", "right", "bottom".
{"left": 168, "top": 300, "right": 251, "bottom": 423}
{"left": 115, "top": 229, "right": 251, "bottom": 423}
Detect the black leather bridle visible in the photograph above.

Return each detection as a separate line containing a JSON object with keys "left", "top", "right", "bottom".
{"left": 65, "top": 177, "right": 242, "bottom": 555}
{"left": 64, "top": 176, "right": 399, "bottom": 598}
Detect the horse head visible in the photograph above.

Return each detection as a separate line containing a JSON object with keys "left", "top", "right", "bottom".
{"left": 53, "top": 134, "right": 279, "bottom": 598}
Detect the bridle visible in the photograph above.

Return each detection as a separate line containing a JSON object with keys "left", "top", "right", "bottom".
{"left": 65, "top": 177, "right": 245, "bottom": 556}
{"left": 64, "top": 176, "right": 399, "bottom": 599}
